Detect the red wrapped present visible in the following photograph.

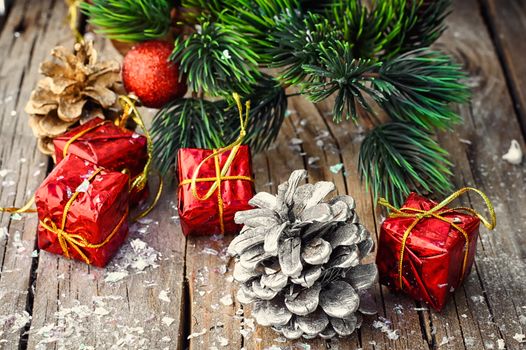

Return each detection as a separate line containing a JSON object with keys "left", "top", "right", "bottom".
{"left": 35, "top": 154, "right": 130, "bottom": 267}
{"left": 53, "top": 117, "right": 148, "bottom": 205}
{"left": 376, "top": 188, "right": 496, "bottom": 311}
{"left": 177, "top": 145, "right": 255, "bottom": 236}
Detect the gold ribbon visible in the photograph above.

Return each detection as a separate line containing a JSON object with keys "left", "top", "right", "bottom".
{"left": 179, "top": 93, "right": 253, "bottom": 234}
{"left": 0, "top": 197, "right": 36, "bottom": 213}
{"left": 61, "top": 96, "right": 163, "bottom": 221}
{"left": 378, "top": 187, "right": 496, "bottom": 290}
{"left": 65, "top": 0, "right": 84, "bottom": 43}
{"left": 39, "top": 168, "right": 129, "bottom": 264}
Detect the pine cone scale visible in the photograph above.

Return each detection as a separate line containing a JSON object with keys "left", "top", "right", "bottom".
{"left": 229, "top": 170, "right": 378, "bottom": 339}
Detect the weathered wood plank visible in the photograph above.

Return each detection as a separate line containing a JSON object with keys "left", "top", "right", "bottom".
{"left": 479, "top": 0, "right": 526, "bottom": 135}
{"left": 430, "top": 0, "right": 526, "bottom": 349}
{"left": 26, "top": 15, "right": 187, "bottom": 350}
{"left": 0, "top": 0, "right": 68, "bottom": 348}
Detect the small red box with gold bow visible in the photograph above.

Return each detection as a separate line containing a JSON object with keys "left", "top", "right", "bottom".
{"left": 35, "top": 154, "right": 130, "bottom": 267}
{"left": 53, "top": 117, "right": 148, "bottom": 206}
{"left": 376, "top": 189, "right": 496, "bottom": 311}
{"left": 177, "top": 145, "right": 255, "bottom": 236}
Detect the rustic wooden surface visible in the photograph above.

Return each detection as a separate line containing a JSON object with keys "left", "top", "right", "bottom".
{"left": 0, "top": 0, "right": 525, "bottom": 349}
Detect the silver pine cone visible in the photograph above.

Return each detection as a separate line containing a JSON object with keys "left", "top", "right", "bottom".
{"left": 228, "top": 170, "right": 378, "bottom": 340}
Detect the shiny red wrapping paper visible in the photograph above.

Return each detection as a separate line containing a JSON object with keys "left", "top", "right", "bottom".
{"left": 35, "top": 154, "right": 130, "bottom": 267}
{"left": 177, "top": 146, "right": 255, "bottom": 236}
{"left": 53, "top": 117, "right": 148, "bottom": 206}
{"left": 377, "top": 193, "right": 480, "bottom": 311}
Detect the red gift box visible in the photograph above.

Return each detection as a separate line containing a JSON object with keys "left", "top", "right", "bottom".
{"left": 177, "top": 145, "right": 255, "bottom": 236}
{"left": 35, "top": 154, "right": 130, "bottom": 267}
{"left": 377, "top": 189, "right": 496, "bottom": 311}
{"left": 53, "top": 117, "right": 148, "bottom": 205}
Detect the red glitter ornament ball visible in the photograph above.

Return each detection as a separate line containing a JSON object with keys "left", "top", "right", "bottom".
{"left": 122, "top": 40, "right": 187, "bottom": 108}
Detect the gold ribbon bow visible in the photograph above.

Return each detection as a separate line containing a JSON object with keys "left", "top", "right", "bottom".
{"left": 378, "top": 187, "right": 497, "bottom": 290}
{"left": 39, "top": 168, "right": 129, "bottom": 264}
{"left": 179, "top": 93, "right": 254, "bottom": 234}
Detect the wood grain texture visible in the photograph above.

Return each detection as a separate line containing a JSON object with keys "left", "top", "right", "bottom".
{"left": 479, "top": 0, "right": 526, "bottom": 135}
{"left": 0, "top": 0, "right": 67, "bottom": 348}
{"left": 0, "top": 0, "right": 524, "bottom": 349}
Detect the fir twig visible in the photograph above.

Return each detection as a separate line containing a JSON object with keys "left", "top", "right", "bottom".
{"left": 80, "top": 0, "right": 172, "bottom": 42}
{"left": 358, "top": 122, "right": 453, "bottom": 206}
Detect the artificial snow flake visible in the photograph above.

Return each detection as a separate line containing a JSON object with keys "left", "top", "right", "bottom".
{"left": 502, "top": 140, "right": 523, "bottom": 165}
{"left": 513, "top": 333, "right": 526, "bottom": 343}
{"left": 187, "top": 328, "right": 207, "bottom": 339}
{"left": 159, "top": 290, "right": 171, "bottom": 303}
{"left": 104, "top": 271, "right": 129, "bottom": 283}
{"left": 220, "top": 294, "right": 233, "bottom": 306}
{"left": 162, "top": 317, "right": 175, "bottom": 327}
{"left": 75, "top": 179, "right": 90, "bottom": 193}
{"left": 329, "top": 163, "right": 344, "bottom": 174}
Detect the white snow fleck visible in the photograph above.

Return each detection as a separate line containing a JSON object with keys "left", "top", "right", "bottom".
{"left": 93, "top": 307, "right": 110, "bottom": 316}
{"left": 513, "top": 333, "right": 525, "bottom": 343}
{"left": 159, "top": 290, "right": 171, "bottom": 303}
{"left": 372, "top": 317, "right": 399, "bottom": 340}
{"left": 0, "top": 169, "right": 12, "bottom": 177}
{"left": 162, "top": 316, "right": 175, "bottom": 326}
{"left": 76, "top": 179, "right": 90, "bottom": 193}
{"left": 220, "top": 294, "right": 233, "bottom": 306}
{"left": 497, "top": 339, "right": 505, "bottom": 349}
{"left": 502, "top": 139, "right": 523, "bottom": 165}
{"left": 329, "top": 163, "right": 344, "bottom": 174}
{"left": 0, "top": 227, "right": 8, "bottom": 241}
{"left": 187, "top": 328, "right": 207, "bottom": 339}
{"left": 439, "top": 336, "right": 454, "bottom": 346}
{"left": 104, "top": 271, "right": 128, "bottom": 283}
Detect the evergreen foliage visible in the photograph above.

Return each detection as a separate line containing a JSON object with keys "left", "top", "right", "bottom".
{"left": 85, "top": 0, "right": 468, "bottom": 205}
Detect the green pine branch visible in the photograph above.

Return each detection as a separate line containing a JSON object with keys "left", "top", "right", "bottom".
{"left": 80, "top": 0, "right": 172, "bottom": 42}
{"left": 359, "top": 122, "right": 454, "bottom": 207}
{"left": 171, "top": 21, "right": 261, "bottom": 96}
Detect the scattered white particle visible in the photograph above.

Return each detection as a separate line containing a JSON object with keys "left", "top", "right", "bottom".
{"left": 131, "top": 133, "right": 141, "bottom": 139}
{"left": 393, "top": 304, "right": 403, "bottom": 315}
{"left": 497, "top": 339, "right": 505, "bottom": 349}
{"left": 159, "top": 290, "right": 171, "bottom": 303}
{"left": 31, "top": 250, "right": 39, "bottom": 258}
{"left": 93, "top": 307, "right": 110, "bottom": 316}
{"left": 471, "top": 295, "right": 484, "bottom": 304}
{"left": 76, "top": 179, "right": 90, "bottom": 193}
{"left": 459, "top": 138, "right": 472, "bottom": 145}
{"left": 329, "top": 163, "right": 344, "bottom": 174}
{"left": 161, "top": 336, "right": 171, "bottom": 343}
{"left": 33, "top": 170, "right": 41, "bottom": 177}
{"left": 12, "top": 230, "right": 24, "bottom": 252}
{"left": 439, "top": 336, "right": 454, "bottom": 346}
{"left": 0, "top": 227, "right": 8, "bottom": 240}
{"left": 19, "top": 158, "right": 26, "bottom": 163}
{"left": 195, "top": 24, "right": 202, "bottom": 34}
{"left": 372, "top": 317, "right": 399, "bottom": 340}
{"left": 460, "top": 314, "right": 467, "bottom": 318}
{"left": 162, "top": 316, "right": 175, "bottom": 326}
{"left": 0, "top": 169, "right": 12, "bottom": 177}
{"left": 202, "top": 247, "right": 219, "bottom": 256}
{"left": 13, "top": 32, "right": 20, "bottom": 38}
{"left": 187, "top": 328, "right": 207, "bottom": 339}
{"left": 290, "top": 138, "right": 303, "bottom": 145}
{"left": 307, "top": 156, "right": 320, "bottom": 165}
{"left": 221, "top": 49, "right": 231, "bottom": 60}
{"left": 465, "top": 337, "right": 475, "bottom": 347}
{"left": 10, "top": 110, "right": 16, "bottom": 116}
{"left": 513, "top": 333, "right": 525, "bottom": 343}
{"left": 438, "top": 283, "right": 449, "bottom": 288}
{"left": 104, "top": 271, "right": 129, "bottom": 283}
{"left": 502, "top": 139, "right": 523, "bottom": 165}
{"left": 220, "top": 294, "right": 233, "bottom": 306}
{"left": 217, "top": 336, "right": 229, "bottom": 346}
{"left": 10, "top": 213, "right": 22, "bottom": 221}
{"left": 225, "top": 275, "right": 234, "bottom": 283}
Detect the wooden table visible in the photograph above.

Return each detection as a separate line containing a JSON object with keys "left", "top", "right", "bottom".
{"left": 0, "top": 0, "right": 525, "bottom": 349}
